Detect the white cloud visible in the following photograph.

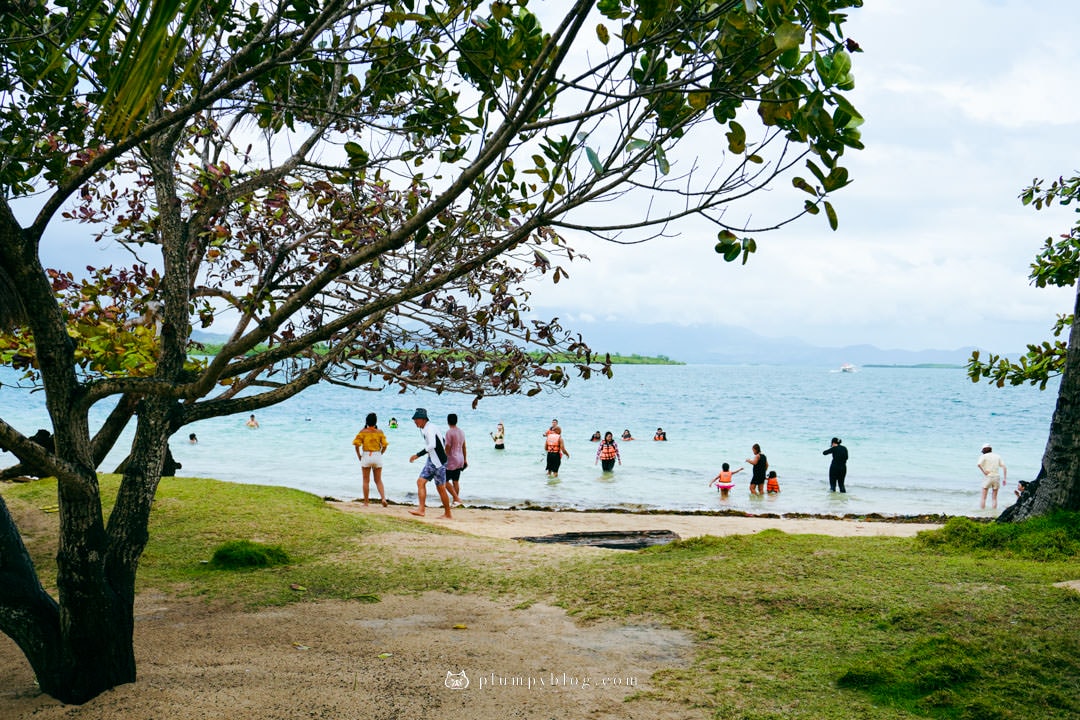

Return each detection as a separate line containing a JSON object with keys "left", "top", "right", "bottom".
{"left": 530, "top": 0, "right": 1080, "bottom": 354}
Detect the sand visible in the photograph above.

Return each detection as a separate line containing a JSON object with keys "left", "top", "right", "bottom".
{"left": 0, "top": 504, "right": 943, "bottom": 719}
{"left": 337, "top": 502, "right": 946, "bottom": 540}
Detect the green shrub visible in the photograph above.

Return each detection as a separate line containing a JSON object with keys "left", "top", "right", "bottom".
{"left": 916, "top": 511, "right": 1080, "bottom": 560}
{"left": 210, "top": 540, "right": 290, "bottom": 569}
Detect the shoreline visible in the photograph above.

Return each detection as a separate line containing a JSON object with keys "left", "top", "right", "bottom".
{"left": 327, "top": 500, "right": 951, "bottom": 539}
{"left": 324, "top": 496, "right": 964, "bottom": 524}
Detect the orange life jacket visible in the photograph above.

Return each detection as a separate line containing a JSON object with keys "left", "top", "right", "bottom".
{"left": 545, "top": 432, "right": 561, "bottom": 452}
{"left": 598, "top": 442, "right": 618, "bottom": 461}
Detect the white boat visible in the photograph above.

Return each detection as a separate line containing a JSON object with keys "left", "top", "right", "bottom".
{"left": 839, "top": 363, "right": 858, "bottom": 373}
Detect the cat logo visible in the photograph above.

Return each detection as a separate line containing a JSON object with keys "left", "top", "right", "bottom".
{"left": 444, "top": 670, "right": 469, "bottom": 690}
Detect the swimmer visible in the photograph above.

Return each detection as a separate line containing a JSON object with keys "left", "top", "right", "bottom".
{"left": 766, "top": 470, "right": 780, "bottom": 494}
{"left": 245, "top": 414, "right": 259, "bottom": 429}
{"left": 710, "top": 463, "right": 743, "bottom": 499}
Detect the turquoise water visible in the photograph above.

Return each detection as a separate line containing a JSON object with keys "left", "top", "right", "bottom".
{"left": 0, "top": 365, "right": 1058, "bottom": 517}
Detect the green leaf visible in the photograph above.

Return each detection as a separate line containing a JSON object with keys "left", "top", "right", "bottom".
{"left": 824, "top": 201, "right": 838, "bottom": 230}
{"left": 773, "top": 22, "right": 804, "bottom": 53}
{"left": 343, "top": 142, "right": 369, "bottom": 167}
{"left": 654, "top": 145, "right": 670, "bottom": 175}
{"left": 726, "top": 121, "right": 746, "bottom": 154}
{"left": 586, "top": 147, "right": 603, "bottom": 175}
{"left": 596, "top": 24, "right": 610, "bottom": 45}
{"left": 792, "top": 176, "right": 817, "bottom": 196}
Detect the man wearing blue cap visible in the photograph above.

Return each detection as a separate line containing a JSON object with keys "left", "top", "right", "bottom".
{"left": 408, "top": 408, "right": 452, "bottom": 518}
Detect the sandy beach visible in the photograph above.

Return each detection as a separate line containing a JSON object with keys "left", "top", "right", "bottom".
{"left": 328, "top": 500, "right": 946, "bottom": 540}
{"left": 1, "top": 504, "right": 944, "bottom": 720}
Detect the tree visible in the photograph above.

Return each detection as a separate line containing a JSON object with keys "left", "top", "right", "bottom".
{"left": 0, "top": 0, "right": 864, "bottom": 703}
{"left": 968, "top": 174, "right": 1080, "bottom": 521}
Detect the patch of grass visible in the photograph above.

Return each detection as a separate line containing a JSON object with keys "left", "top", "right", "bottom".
{"left": 209, "top": 539, "right": 290, "bottom": 569}
{"left": 521, "top": 530, "right": 1080, "bottom": 719}
{"left": 916, "top": 512, "right": 1080, "bottom": 561}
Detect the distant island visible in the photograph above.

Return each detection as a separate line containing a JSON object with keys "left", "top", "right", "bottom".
{"left": 863, "top": 363, "right": 964, "bottom": 369}
{"left": 192, "top": 343, "right": 682, "bottom": 366}
{"left": 538, "top": 352, "right": 683, "bottom": 365}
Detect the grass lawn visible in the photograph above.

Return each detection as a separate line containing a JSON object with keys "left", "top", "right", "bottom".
{"left": 3, "top": 475, "right": 1079, "bottom": 719}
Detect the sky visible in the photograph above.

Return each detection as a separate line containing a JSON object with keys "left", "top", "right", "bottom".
{"left": 527, "top": 0, "right": 1080, "bottom": 354}
{"left": 25, "top": 0, "right": 1080, "bottom": 356}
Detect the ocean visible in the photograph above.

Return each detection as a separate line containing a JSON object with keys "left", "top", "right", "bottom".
{"left": 0, "top": 364, "right": 1058, "bottom": 518}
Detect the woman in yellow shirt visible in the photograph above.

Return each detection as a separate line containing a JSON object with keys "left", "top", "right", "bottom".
{"left": 352, "top": 412, "right": 389, "bottom": 506}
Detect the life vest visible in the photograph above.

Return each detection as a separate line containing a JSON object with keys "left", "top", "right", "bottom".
{"left": 598, "top": 442, "right": 618, "bottom": 461}
{"left": 719, "top": 471, "right": 733, "bottom": 483}
{"left": 545, "top": 432, "right": 561, "bottom": 452}
{"left": 767, "top": 476, "right": 780, "bottom": 493}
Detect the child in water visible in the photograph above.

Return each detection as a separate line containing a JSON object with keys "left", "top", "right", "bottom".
{"left": 710, "top": 463, "right": 743, "bottom": 499}
{"left": 766, "top": 471, "right": 780, "bottom": 494}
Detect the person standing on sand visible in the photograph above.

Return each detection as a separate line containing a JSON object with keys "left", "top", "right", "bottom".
{"left": 545, "top": 425, "right": 569, "bottom": 478}
{"left": 594, "top": 431, "right": 621, "bottom": 473}
{"left": 822, "top": 437, "right": 848, "bottom": 493}
{"left": 747, "top": 444, "right": 767, "bottom": 495}
{"left": 352, "top": 412, "right": 389, "bottom": 506}
{"left": 444, "top": 413, "right": 467, "bottom": 506}
{"left": 977, "top": 442, "right": 1007, "bottom": 509}
{"left": 407, "top": 408, "right": 452, "bottom": 519}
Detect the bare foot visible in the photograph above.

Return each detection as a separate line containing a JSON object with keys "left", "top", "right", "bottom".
{"left": 409, "top": 509, "right": 425, "bottom": 517}
{"left": 381, "top": 499, "right": 388, "bottom": 507}
{"left": 438, "top": 513, "right": 452, "bottom": 519}
{"left": 362, "top": 500, "right": 369, "bottom": 506}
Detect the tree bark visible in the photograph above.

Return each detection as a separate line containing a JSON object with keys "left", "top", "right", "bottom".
{"left": 1000, "top": 282, "right": 1080, "bottom": 521}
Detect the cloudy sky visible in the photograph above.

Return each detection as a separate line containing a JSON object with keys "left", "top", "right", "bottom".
{"left": 26, "top": 1, "right": 1080, "bottom": 356}
{"left": 529, "top": 0, "right": 1080, "bottom": 354}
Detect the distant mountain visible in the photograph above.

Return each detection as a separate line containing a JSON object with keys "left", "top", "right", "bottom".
{"left": 193, "top": 324, "right": 983, "bottom": 367}
{"left": 564, "top": 320, "right": 981, "bottom": 366}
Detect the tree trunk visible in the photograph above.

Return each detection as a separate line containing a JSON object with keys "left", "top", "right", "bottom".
{"left": 1, "top": 209, "right": 147, "bottom": 703}
{"left": 0, "top": 468, "right": 140, "bottom": 704}
{"left": 1000, "top": 282, "right": 1080, "bottom": 521}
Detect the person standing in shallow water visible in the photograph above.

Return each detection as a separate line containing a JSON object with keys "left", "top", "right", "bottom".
{"left": 977, "top": 442, "right": 1007, "bottom": 509}
{"left": 746, "top": 443, "right": 767, "bottom": 495}
{"left": 545, "top": 425, "right": 569, "bottom": 478}
{"left": 822, "top": 437, "right": 849, "bottom": 492}
{"left": 594, "top": 431, "right": 621, "bottom": 473}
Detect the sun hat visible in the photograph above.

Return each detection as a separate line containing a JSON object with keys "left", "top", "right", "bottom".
{"left": 982, "top": 442, "right": 992, "bottom": 450}
{"left": 412, "top": 408, "right": 429, "bottom": 421}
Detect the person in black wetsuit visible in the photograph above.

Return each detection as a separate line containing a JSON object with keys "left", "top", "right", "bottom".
{"left": 823, "top": 437, "right": 849, "bottom": 492}
{"left": 746, "top": 443, "right": 767, "bottom": 495}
